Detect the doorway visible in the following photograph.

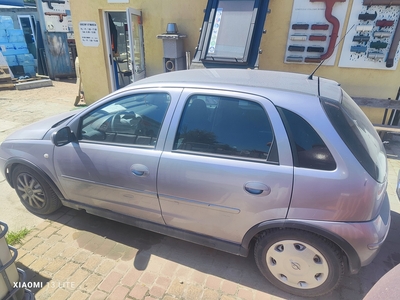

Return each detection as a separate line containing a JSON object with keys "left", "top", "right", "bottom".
{"left": 18, "top": 15, "right": 37, "bottom": 59}
{"left": 105, "top": 9, "right": 145, "bottom": 91}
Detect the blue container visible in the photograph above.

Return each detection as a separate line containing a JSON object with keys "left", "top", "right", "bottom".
{"left": 0, "top": 16, "right": 14, "bottom": 30}
{"left": 12, "top": 43, "right": 29, "bottom": 55}
{"left": 0, "top": 43, "right": 15, "bottom": 55}
{"left": 22, "top": 63, "right": 35, "bottom": 76}
{"left": 7, "top": 29, "right": 25, "bottom": 43}
{"left": 3, "top": 54, "right": 18, "bottom": 66}
{"left": 16, "top": 53, "right": 34, "bottom": 64}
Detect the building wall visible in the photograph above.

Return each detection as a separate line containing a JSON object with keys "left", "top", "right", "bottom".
{"left": 70, "top": 0, "right": 400, "bottom": 123}
{"left": 69, "top": 0, "right": 207, "bottom": 104}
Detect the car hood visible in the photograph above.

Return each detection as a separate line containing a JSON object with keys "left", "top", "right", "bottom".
{"left": 4, "top": 110, "right": 78, "bottom": 141}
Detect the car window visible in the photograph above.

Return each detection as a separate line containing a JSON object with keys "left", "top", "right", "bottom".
{"left": 80, "top": 93, "right": 170, "bottom": 147}
{"left": 321, "top": 92, "right": 386, "bottom": 182}
{"left": 279, "top": 107, "right": 336, "bottom": 171}
{"left": 174, "top": 95, "right": 276, "bottom": 161}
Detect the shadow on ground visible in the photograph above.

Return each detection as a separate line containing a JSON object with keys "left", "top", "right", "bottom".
{"left": 29, "top": 205, "right": 400, "bottom": 300}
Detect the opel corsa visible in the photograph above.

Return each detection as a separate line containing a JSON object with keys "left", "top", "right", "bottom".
{"left": 0, "top": 69, "right": 390, "bottom": 297}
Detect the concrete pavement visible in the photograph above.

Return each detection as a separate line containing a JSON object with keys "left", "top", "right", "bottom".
{"left": 1, "top": 80, "right": 400, "bottom": 299}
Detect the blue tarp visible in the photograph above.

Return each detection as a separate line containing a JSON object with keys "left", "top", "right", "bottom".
{"left": 0, "top": 0, "right": 24, "bottom": 7}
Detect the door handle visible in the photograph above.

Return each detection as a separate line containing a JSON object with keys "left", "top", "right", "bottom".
{"left": 244, "top": 182, "right": 271, "bottom": 196}
{"left": 130, "top": 164, "right": 149, "bottom": 177}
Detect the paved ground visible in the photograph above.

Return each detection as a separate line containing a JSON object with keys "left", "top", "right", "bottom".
{"left": 1, "top": 80, "right": 400, "bottom": 300}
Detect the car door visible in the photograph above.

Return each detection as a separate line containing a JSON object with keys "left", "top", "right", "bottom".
{"left": 53, "top": 88, "right": 181, "bottom": 224}
{"left": 157, "top": 89, "right": 294, "bottom": 244}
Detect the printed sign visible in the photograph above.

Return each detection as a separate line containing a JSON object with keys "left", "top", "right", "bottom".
{"left": 79, "top": 22, "right": 99, "bottom": 47}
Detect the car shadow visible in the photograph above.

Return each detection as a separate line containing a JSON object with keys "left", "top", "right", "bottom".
{"left": 32, "top": 206, "right": 400, "bottom": 300}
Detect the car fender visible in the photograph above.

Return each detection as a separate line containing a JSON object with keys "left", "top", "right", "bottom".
{"left": 4, "top": 158, "right": 65, "bottom": 201}
{"left": 241, "top": 219, "right": 361, "bottom": 274}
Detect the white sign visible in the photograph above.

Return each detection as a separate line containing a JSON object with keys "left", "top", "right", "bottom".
{"left": 108, "top": 0, "right": 129, "bottom": 3}
{"left": 79, "top": 21, "right": 100, "bottom": 47}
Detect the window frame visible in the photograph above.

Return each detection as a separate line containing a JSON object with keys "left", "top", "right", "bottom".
{"left": 277, "top": 106, "right": 337, "bottom": 171}
{"left": 193, "top": 0, "right": 271, "bottom": 68}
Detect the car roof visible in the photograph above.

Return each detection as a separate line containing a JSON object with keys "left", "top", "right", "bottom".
{"left": 129, "top": 69, "right": 343, "bottom": 101}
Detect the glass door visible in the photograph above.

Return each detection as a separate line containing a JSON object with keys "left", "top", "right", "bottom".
{"left": 126, "top": 8, "right": 145, "bottom": 82}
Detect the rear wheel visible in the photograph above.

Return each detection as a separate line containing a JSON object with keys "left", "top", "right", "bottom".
{"left": 12, "top": 165, "right": 62, "bottom": 215}
{"left": 254, "top": 229, "right": 344, "bottom": 297}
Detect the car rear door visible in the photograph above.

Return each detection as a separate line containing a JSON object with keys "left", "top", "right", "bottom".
{"left": 157, "top": 89, "right": 293, "bottom": 244}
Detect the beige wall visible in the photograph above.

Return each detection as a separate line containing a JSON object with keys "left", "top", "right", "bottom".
{"left": 70, "top": 0, "right": 400, "bottom": 122}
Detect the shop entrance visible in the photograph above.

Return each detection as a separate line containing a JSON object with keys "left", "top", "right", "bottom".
{"left": 105, "top": 9, "right": 145, "bottom": 90}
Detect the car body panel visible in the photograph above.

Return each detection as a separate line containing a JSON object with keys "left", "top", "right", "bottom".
{"left": 0, "top": 69, "right": 390, "bottom": 279}
{"left": 53, "top": 142, "right": 165, "bottom": 223}
{"left": 158, "top": 88, "right": 294, "bottom": 243}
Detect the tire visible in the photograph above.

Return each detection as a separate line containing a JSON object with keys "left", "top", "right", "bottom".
{"left": 12, "top": 165, "right": 62, "bottom": 215}
{"left": 254, "top": 229, "right": 344, "bottom": 297}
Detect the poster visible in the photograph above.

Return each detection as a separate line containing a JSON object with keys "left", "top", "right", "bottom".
{"left": 338, "top": 0, "right": 400, "bottom": 70}
{"left": 79, "top": 21, "right": 99, "bottom": 47}
{"left": 285, "top": 0, "right": 349, "bottom": 65}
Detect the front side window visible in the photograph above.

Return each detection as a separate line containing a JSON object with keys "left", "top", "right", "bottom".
{"left": 174, "top": 95, "right": 275, "bottom": 161}
{"left": 279, "top": 108, "right": 336, "bottom": 171}
{"left": 80, "top": 93, "right": 170, "bottom": 146}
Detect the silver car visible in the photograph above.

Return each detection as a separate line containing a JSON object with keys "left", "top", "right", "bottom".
{"left": 0, "top": 69, "right": 390, "bottom": 297}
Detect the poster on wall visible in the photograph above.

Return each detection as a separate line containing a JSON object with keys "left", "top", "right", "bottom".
{"left": 79, "top": 21, "right": 99, "bottom": 47}
{"left": 285, "top": 0, "right": 349, "bottom": 65}
{"left": 39, "top": 0, "right": 73, "bottom": 34}
{"left": 338, "top": 0, "right": 400, "bottom": 70}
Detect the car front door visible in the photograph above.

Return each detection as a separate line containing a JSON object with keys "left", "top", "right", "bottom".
{"left": 157, "top": 89, "right": 294, "bottom": 243}
{"left": 53, "top": 89, "right": 181, "bottom": 223}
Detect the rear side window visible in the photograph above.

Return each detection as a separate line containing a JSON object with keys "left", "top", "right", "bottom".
{"left": 321, "top": 92, "right": 387, "bottom": 183}
{"left": 279, "top": 107, "right": 336, "bottom": 171}
{"left": 174, "top": 95, "right": 277, "bottom": 162}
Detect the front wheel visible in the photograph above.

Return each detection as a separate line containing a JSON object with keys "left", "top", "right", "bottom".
{"left": 12, "top": 165, "right": 62, "bottom": 215}
{"left": 254, "top": 229, "right": 344, "bottom": 297}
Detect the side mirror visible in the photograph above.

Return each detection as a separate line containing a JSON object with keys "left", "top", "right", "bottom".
{"left": 51, "top": 127, "right": 74, "bottom": 147}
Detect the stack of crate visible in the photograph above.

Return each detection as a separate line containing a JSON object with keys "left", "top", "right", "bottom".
{"left": 0, "top": 16, "right": 35, "bottom": 78}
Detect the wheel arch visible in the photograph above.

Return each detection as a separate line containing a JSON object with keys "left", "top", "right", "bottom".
{"left": 241, "top": 220, "right": 361, "bottom": 275}
{"left": 5, "top": 158, "right": 65, "bottom": 201}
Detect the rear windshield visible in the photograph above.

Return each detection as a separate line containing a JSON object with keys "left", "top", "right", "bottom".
{"left": 321, "top": 91, "right": 387, "bottom": 183}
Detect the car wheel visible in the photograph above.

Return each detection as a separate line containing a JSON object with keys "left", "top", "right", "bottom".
{"left": 254, "top": 229, "right": 344, "bottom": 297}
{"left": 12, "top": 165, "right": 62, "bottom": 215}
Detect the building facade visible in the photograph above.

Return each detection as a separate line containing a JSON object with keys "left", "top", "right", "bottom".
{"left": 69, "top": 0, "right": 400, "bottom": 123}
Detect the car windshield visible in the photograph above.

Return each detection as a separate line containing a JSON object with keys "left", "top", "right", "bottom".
{"left": 321, "top": 91, "right": 387, "bottom": 183}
